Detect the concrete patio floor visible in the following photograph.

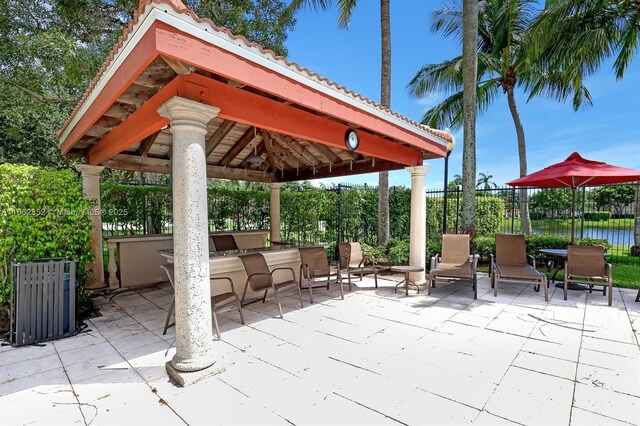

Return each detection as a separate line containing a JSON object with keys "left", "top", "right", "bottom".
{"left": 1, "top": 274, "right": 639, "bottom": 425}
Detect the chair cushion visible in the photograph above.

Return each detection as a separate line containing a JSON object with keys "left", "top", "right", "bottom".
{"left": 432, "top": 261, "right": 472, "bottom": 278}
{"left": 495, "top": 264, "right": 543, "bottom": 281}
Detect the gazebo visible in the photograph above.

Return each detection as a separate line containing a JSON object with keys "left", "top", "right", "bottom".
{"left": 58, "top": 0, "right": 452, "bottom": 384}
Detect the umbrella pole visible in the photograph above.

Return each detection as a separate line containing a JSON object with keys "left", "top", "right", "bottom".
{"left": 570, "top": 187, "right": 577, "bottom": 244}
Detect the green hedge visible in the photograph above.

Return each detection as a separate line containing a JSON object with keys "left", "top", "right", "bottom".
{"left": 0, "top": 164, "right": 93, "bottom": 305}
{"left": 583, "top": 212, "right": 611, "bottom": 221}
{"left": 426, "top": 195, "right": 505, "bottom": 238}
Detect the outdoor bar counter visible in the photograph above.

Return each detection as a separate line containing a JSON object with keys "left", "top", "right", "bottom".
{"left": 105, "top": 230, "right": 269, "bottom": 289}
{"left": 159, "top": 243, "right": 321, "bottom": 302}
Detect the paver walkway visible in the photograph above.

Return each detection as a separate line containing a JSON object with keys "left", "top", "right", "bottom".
{"left": 1, "top": 274, "right": 639, "bottom": 425}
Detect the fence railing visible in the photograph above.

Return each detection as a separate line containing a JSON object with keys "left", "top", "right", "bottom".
{"left": 100, "top": 181, "right": 640, "bottom": 265}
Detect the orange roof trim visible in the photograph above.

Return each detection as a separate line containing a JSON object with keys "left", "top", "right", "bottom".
{"left": 57, "top": 0, "right": 452, "bottom": 145}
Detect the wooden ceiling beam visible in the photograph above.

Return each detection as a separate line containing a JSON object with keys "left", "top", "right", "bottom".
{"left": 218, "top": 126, "right": 255, "bottom": 166}
{"left": 269, "top": 133, "right": 313, "bottom": 167}
{"left": 103, "top": 154, "right": 272, "bottom": 182}
{"left": 274, "top": 133, "right": 321, "bottom": 166}
{"left": 138, "top": 130, "right": 161, "bottom": 156}
{"left": 261, "top": 130, "right": 277, "bottom": 174}
{"left": 278, "top": 158, "right": 402, "bottom": 182}
{"left": 160, "top": 55, "right": 194, "bottom": 75}
{"left": 311, "top": 141, "right": 343, "bottom": 164}
{"left": 205, "top": 120, "right": 235, "bottom": 157}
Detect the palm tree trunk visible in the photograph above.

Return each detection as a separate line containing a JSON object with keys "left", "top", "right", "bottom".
{"left": 461, "top": 0, "right": 478, "bottom": 234}
{"left": 506, "top": 87, "right": 532, "bottom": 234}
{"left": 377, "top": 0, "right": 391, "bottom": 244}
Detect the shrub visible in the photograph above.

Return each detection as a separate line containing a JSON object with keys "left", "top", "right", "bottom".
{"left": 387, "top": 240, "right": 410, "bottom": 265}
{"left": 583, "top": 211, "right": 611, "bottom": 221}
{"left": 360, "top": 243, "right": 385, "bottom": 263}
{"left": 426, "top": 196, "right": 505, "bottom": 238}
{"left": 0, "top": 164, "right": 93, "bottom": 305}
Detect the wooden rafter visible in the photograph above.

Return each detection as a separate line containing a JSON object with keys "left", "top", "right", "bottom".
{"left": 218, "top": 126, "right": 255, "bottom": 166}
{"left": 104, "top": 154, "right": 272, "bottom": 182}
{"left": 205, "top": 120, "right": 235, "bottom": 157}
{"left": 269, "top": 142, "right": 300, "bottom": 169}
{"left": 261, "top": 130, "right": 277, "bottom": 174}
{"left": 272, "top": 133, "right": 321, "bottom": 166}
{"left": 160, "top": 55, "right": 194, "bottom": 75}
{"left": 311, "top": 142, "right": 343, "bottom": 164}
{"left": 279, "top": 158, "right": 402, "bottom": 182}
{"left": 137, "top": 130, "right": 161, "bottom": 156}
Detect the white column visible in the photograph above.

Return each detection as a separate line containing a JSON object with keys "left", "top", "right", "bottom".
{"left": 158, "top": 97, "right": 220, "bottom": 375}
{"left": 77, "top": 164, "right": 105, "bottom": 289}
{"left": 406, "top": 164, "right": 431, "bottom": 285}
{"left": 269, "top": 183, "right": 284, "bottom": 243}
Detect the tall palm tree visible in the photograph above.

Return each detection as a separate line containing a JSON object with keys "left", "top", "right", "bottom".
{"left": 408, "top": 0, "right": 592, "bottom": 234}
{"left": 476, "top": 172, "right": 497, "bottom": 190}
{"left": 288, "top": 0, "right": 392, "bottom": 245}
{"left": 462, "top": 0, "right": 479, "bottom": 234}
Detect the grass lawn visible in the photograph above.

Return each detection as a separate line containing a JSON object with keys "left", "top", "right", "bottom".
{"left": 477, "top": 264, "right": 640, "bottom": 289}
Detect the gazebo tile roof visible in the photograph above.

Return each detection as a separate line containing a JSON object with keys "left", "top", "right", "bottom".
{"left": 58, "top": 0, "right": 452, "bottom": 144}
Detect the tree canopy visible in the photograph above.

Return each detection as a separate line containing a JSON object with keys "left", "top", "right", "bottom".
{"left": 0, "top": 0, "right": 295, "bottom": 167}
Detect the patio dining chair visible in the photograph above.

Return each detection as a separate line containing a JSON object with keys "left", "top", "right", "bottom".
{"left": 299, "top": 246, "right": 343, "bottom": 304}
{"left": 211, "top": 234, "right": 238, "bottom": 251}
{"left": 429, "top": 234, "right": 479, "bottom": 299}
{"left": 338, "top": 242, "right": 383, "bottom": 289}
{"left": 239, "top": 253, "right": 303, "bottom": 318}
{"left": 160, "top": 263, "right": 245, "bottom": 340}
{"left": 491, "top": 234, "right": 548, "bottom": 301}
{"left": 564, "top": 245, "right": 613, "bottom": 306}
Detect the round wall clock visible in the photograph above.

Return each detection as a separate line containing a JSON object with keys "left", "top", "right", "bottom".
{"left": 345, "top": 129, "right": 360, "bottom": 152}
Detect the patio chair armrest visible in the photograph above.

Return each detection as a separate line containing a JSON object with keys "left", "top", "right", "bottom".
{"left": 430, "top": 254, "right": 439, "bottom": 271}
{"left": 271, "top": 267, "right": 296, "bottom": 282}
{"left": 247, "top": 272, "right": 274, "bottom": 283}
{"left": 211, "top": 276, "right": 236, "bottom": 294}
{"left": 527, "top": 254, "right": 536, "bottom": 269}
{"left": 469, "top": 254, "right": 479, "bottom": 271}
{"left": 605, "top": 263, "right": 613, "bottom": 280}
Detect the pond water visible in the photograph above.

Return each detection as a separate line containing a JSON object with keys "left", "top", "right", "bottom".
{"left": 529, "top": 224, "right": 635, "bottom": 246}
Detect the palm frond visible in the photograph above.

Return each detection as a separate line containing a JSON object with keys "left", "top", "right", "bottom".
{"left": 407, "top": 57, "right": 464, "bottom": 98}
{"left": 337, "top": 0, "right": 358, "bottom": 29}
{"left": 287, "top": 0, "right": 334, "bottom": 13}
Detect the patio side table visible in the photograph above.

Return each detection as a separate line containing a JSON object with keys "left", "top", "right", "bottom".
{"left": 391, "top": 265, "right": 425, "bottom": 296}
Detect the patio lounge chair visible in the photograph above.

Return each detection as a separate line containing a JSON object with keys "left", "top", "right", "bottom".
{"left": 239, "top": 253, "right": 303, "bottom": 318}
{"left": 429, "top": 234, "right": 479, "bottom": 299}
{"left": 491, "top": 234, "right": 548, "bottom": 301}
{"left": 338, "top": 242, "right": 383, "bottom": 289}
{"left": 160, "top": 263, "right": 245, "bottom": 340}
{"left": 211, "top": 234, "right": 238, "bottom": 251}
{"left": 299, "top": 246, "right": 343, "bottom": 304}
{"left": 564, "top": 245, "right": 613, "bottom": 306}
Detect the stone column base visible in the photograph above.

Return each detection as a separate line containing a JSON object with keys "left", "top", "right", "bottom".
{"left": 166, "top": 361, "right": 223, "bottom": 387}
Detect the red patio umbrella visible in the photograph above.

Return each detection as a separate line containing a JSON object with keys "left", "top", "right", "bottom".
{"left": 507, "top": 152, "right": 640, "bottom": 242}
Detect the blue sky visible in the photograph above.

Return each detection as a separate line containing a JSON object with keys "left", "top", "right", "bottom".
{"left": 284, "top": 0, "right": 640, "bottom": 189}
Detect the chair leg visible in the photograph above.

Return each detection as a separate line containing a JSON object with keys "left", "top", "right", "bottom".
{"left": 309, "top": 279, "right": 314, "bottom": 304}
{"left": 428, "top": 274, "right": 433, "bottom": 295}
{"left": 213, "top": 311, "right": 221, "bottom": 340}
{"left": 473, "top": 274, "right": 477, "bottom": 300}
{"left": 236, "top": 298, "right": 245, "bottom": 325}
{"left": 339, "top": 276, "right": 344, "bottom": 300}
{"left": 493, "top": 275, "right": 498, "bottom": 297}
{"left": 543, "top": 277, "right": 548, "bottom": 302}
{"left": 636, "top": 288, "right": 640, "bottom": 303}
{"left": 608, "top": 284, "right": 612, "bottom": 306}
{"left": 564, "top": 274, "right": 568, "bottom": 301}
{"left": 262, "top": 289, "right": 268, "bottom": 303}
{"left": 347, "top": 269, "right": 353, "bottom": 291}
{"left": 373, "top": 270, "right": 377, "bottom": 289}
{"left": 273, "top": 288, "right": 284, "bottom": 318}
{"left": 296, "top": 282, "right": 304, "bottom": 308}
{"left": 163, "top": 296, "right": 175, "bottom": 335}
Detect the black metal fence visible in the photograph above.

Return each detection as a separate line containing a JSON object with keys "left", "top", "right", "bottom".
{"left": 100, "top": 181, "right": 640, "bottom": 265}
